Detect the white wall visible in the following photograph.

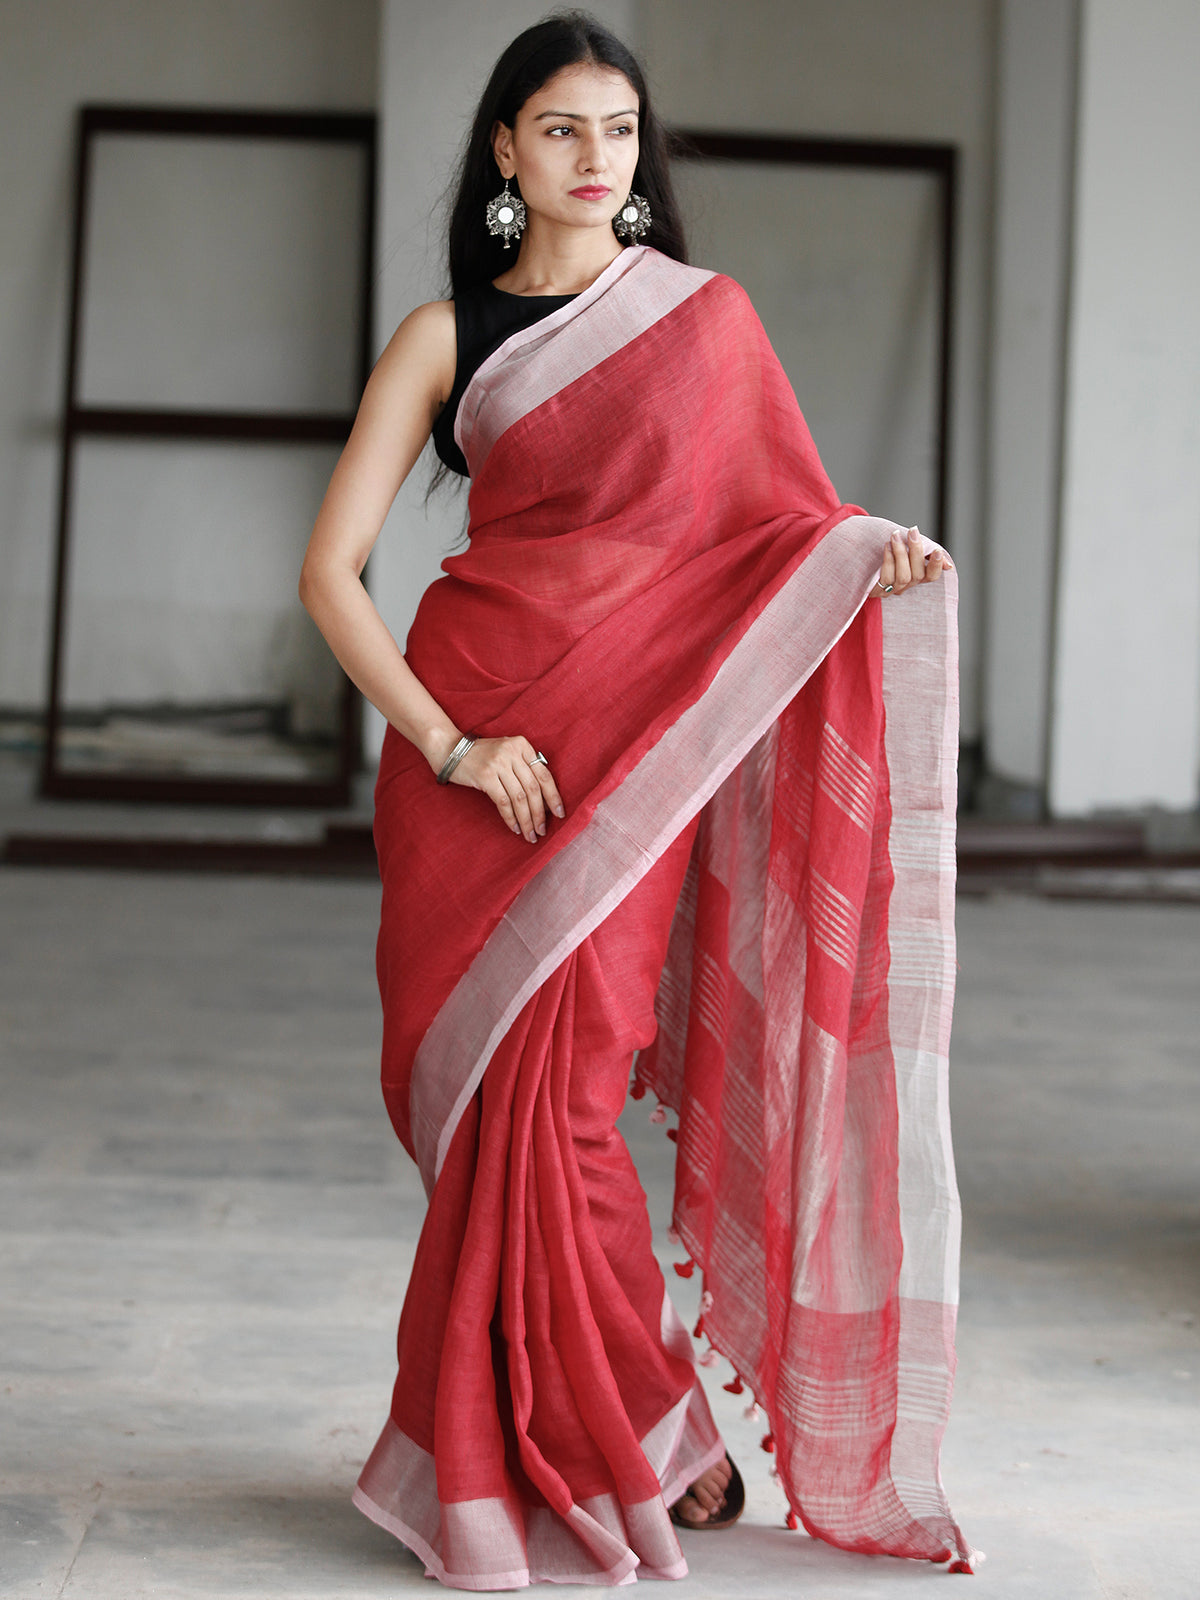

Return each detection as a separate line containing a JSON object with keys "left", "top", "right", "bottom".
{"left": 1049, "top": 0, "right": 1200, "bottom": 813}
{"left": 984, "top": 0, "right": 1076, "bottom": 796}
{"left": 0, "top": 0, "right": 378, "bottom": 718}
{"left": 367, "top": 0, "right": 636, "bottom": 760}
{"left": 63, "top": 135, "right": 364, "bottom": 731}
{"left": 62, "top": 439, "right": 342, "bottom": 725}
{"left": 639, "top": 0, "right": 998, "bottom": 744}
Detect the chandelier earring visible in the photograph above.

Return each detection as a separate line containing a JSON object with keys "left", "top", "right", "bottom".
{"left": 613, "top": 191, "right": 652, "bottom": 244}
{"left": 486, "top": 174, "right": 526, "bottom": 249}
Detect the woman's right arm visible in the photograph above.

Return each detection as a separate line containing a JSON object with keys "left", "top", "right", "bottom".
{"left": 298, "top": 301, "right": 563, "bottom": 843}
{"left": 299, "top": 299, "right": 458, "bottom": 765}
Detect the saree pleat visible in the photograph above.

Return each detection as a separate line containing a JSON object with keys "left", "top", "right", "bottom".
{"left": 356, "top": 824, "right": 721, "bottom": 1586}
{"left": 358, "top": 245, "right": 969, "bottom": 1585}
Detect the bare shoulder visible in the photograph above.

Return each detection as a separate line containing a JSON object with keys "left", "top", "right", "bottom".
{"left": 371, "top": 298, "right": 457, "bottom": 415}
{"left": 398, "top": 297, "right": 456, "bottom": 347}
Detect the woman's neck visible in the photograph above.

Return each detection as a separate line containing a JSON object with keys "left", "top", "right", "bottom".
{"left": 491, "top": 223, "right": 626, "bottom": 297}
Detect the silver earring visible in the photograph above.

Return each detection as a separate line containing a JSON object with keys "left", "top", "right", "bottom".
{"left": 613, "top": 192, "right": 652, "bottom": 243}
{"left": 486, "top": 177, "right": 526, "bottom": 248}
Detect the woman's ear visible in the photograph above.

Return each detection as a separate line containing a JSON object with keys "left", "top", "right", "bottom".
{"left": 491, "top": 121, "right": 514, "bottom": 181}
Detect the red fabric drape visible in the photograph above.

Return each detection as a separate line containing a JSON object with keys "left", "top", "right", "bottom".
{"left": 357, "top": 826, "right": 720, "bottom": 1586}
{"left": 356, "top": 246, "right": 968, "bottom": 1585}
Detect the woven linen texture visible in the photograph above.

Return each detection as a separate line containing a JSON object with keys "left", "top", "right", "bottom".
{"left": 362, "top": 246, "right": 967, "bottom": 1583}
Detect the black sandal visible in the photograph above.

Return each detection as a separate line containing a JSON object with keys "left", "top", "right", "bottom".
{"left": 669, "top": 1453, "right": 745, "bottom": 1531}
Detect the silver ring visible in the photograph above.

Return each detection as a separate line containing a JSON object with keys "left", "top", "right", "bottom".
{"left": 876, "top": 582, "right": 894, "bottom": 595}
{"left": 528, "top": 751, "right": 549, "bottom": 767}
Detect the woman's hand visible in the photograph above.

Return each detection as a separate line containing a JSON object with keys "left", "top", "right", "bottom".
{"left": 873, "top": 526, "right": 954, "bottom": 598}
{"left": 448, "top": 735, "right": 566, "bottom": 843}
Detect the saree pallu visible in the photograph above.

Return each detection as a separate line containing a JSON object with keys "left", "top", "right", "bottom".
{"left": 355, "top": 244, "right": 969, "bottom": 1586}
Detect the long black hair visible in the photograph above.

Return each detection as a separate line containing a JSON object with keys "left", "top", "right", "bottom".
{"left": 445, "top": 9, "right": 689, "bottom": 297}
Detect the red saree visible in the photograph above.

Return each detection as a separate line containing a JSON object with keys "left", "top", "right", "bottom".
{"left": 355, "top": 244, "right": 969, "bottom": 1586}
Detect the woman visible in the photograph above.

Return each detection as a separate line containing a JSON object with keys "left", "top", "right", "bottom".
{"left": 299, "top": 10, "right": 971, "bottom": 1589}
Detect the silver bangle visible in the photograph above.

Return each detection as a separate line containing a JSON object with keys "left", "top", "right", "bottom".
{"left": 436, "top": 734, "right": 476, "bottom": 785}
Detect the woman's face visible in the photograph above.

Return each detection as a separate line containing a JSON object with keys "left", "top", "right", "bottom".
{"left": 492, "top": 63, "right": 640, "bottom": 238}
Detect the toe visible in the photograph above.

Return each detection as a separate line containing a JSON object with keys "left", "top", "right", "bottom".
{"left": 674, "top": 1493, "right": 708, "bottom": 1526}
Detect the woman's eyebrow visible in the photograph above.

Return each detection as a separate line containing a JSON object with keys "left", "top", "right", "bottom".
{"left": 532, "top": 108, "right": 639, "bottom": 121}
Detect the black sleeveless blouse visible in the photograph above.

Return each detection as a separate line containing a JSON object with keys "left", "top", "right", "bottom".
{"left": 433, "top": 282, "right": 578, "bottom": 477}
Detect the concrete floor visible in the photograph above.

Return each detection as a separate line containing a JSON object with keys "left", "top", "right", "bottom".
{"left": 1, "top": 869, "right": 1197, "bottom": 1599}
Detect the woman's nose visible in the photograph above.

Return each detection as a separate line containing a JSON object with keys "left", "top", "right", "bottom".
{"left": 578, "top": 136, "right": 607, "bottom": 174}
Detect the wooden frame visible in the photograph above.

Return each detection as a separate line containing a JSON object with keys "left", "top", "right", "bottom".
{"left": 674, "top": 131, "right": 957, "bottom": 551}
{"left": 42, "top": 105, "right": 377, "bottom": 806}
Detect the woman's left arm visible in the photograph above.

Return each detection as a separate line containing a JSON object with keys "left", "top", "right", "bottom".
{"left": 874, "top": 527, "right": 954, "bottom": 598}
